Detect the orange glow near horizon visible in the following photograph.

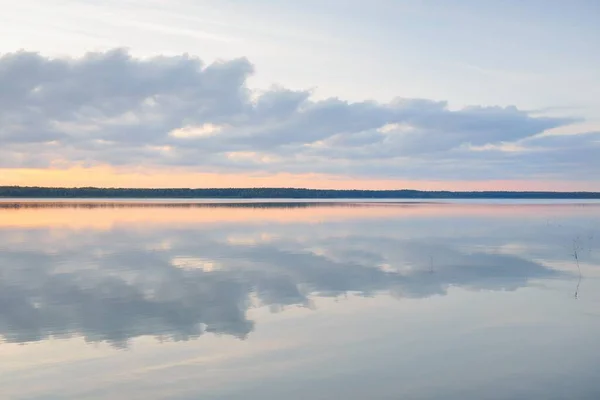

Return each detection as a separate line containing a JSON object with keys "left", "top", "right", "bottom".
{"left": 0, "top": 166, "right": 598, "bottom": 192}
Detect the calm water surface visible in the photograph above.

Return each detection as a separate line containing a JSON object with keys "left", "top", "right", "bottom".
{"left": 1, "top": 200, "right": 599, "bottom": 399}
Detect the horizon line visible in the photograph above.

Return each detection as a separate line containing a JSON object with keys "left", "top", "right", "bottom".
{"left": 2, "top": 185, "right": 599, "bottom": 194}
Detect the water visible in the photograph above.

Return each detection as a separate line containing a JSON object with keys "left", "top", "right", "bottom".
{"left": 0, "top": 200, "right": 599, "bottom": 399}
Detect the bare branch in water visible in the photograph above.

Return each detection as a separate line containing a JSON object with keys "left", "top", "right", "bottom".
{"left": 573, "top": 237, "right": 582, "bottom": 299}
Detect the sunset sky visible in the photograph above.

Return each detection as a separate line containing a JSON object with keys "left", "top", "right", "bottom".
{"left": 0, "top": 0, "right": 598, "bottom": 190}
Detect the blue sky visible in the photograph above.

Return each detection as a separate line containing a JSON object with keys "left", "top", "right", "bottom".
{"left": 0, "top": 0, "right": 598, "bottom": 189}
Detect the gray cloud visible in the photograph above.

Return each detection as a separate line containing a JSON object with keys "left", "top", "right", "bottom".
{"left": 1, "top": 49, "right": 597, "bottom": 180}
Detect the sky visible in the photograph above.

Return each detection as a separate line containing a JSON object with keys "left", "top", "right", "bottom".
{"left": 0, "top": 0, "right": 598, "bottom": 190}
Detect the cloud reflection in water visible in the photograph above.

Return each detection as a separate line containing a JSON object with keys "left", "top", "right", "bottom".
{"left": 0, "top": 202, "right": 585, "bottom": 348}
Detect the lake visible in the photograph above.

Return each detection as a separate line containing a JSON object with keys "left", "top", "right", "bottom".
{"left": 1, "top": 200, "right": 599, "bottom": 399}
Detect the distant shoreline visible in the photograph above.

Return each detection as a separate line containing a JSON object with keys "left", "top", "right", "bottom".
{"left": 1, "top": 186, "right": 599, "bottom": 199}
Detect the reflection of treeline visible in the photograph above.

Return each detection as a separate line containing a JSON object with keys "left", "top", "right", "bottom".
{"left": 0, "top": 201, "right": 372, "bottom": 210}
{"left": 1, "top": 186, "right": 599, "bottom": 199}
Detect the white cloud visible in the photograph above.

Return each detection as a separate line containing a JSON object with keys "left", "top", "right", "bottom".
{"left": 0, "top": 48, "right": 597, "bottom": 181}
{"left": 169, "top": 123, "right": 224, "bottom": 139}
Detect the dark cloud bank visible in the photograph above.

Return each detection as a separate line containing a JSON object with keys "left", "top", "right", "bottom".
{"left": 1, "top": 49, "right": 598, "bottom": 180}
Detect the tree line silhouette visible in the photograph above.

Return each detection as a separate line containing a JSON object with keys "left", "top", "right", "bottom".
{"left": 1, "top": 186, "right": 599, "bottom": 199}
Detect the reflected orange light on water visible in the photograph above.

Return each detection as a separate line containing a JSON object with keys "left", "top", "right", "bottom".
{"left": 0, "top": 201, "right": 597, "bottom": 229}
